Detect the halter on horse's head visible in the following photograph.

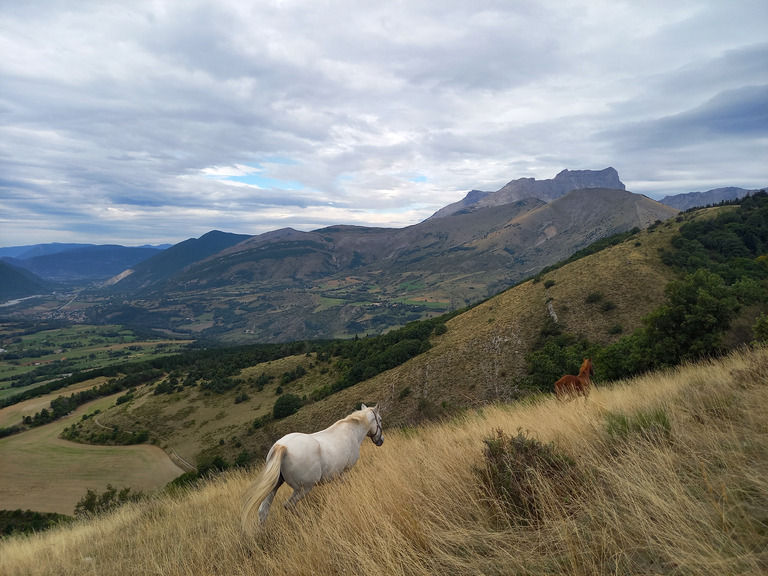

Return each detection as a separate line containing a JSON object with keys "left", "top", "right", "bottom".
{"left": 362, "top": 403, "right": 384, "bottom": 446}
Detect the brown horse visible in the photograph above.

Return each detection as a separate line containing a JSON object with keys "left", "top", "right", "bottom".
{"left": 554, "top": 358, "right": 594, "bottom": 400}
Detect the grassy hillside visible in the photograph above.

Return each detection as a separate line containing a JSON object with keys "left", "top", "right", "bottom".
{"left": 262, "top": 209, "right": 689, "bottom": 432}
{"left": 58, "top": 207, "right": 708, "bottom": 468}
{"left": 1, "top": 346, "right": 765, "bottom": 575}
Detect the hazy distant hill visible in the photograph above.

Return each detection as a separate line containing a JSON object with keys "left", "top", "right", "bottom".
{"left": 660, "top": 186, "right": 764, "bottom": 211}
{"left": 5, "top": 245, "right": 164, "bottom": 283}
{"left": 0, "top": 261, "right": 53, "bottom": 300}
{"left": 0, "top": 243, "right": 95, "bottom": 260}
{"left": 429, "top": 167, "right": 625, "bottom": 218}
{"left": 106, "top": 230, "right": 252, "bottom": 292}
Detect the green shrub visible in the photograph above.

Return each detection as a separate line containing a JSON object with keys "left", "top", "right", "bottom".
{"left": 753, "top": 312, "right": 768, "bottom": 344}
{"left": 196, "top": 455, "right": 229, "bottom": 477}
{"left": 524, "top": 333, "right": 594, "bottom": 391}
{"left": 585, "top": 291, "right": 603, "bottom": 304}
{"left": 0, "top": 509, "right": 72, "bottom": 536}
{"left": 476, "top": 429, "right": 579, "bottom": 525}
{"left": 252, "top": 414, "right": 272, "bottom": 429}
{"left": 234, "top": 450, "right": 251, "bottom": 467}
{"left": 273, "top": 393, "right": 303, "bottom": 419}
{"left": 74, "top": 485, "right": 145, "bottom": 518}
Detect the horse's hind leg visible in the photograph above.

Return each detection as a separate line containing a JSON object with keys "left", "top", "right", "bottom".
{"left": 285, "top": 485, "right": 312, "bottom": 510}
{"left": 258, "top": 476, "right": 284, "bottom": 524}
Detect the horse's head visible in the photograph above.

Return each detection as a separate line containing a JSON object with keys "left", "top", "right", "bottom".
{"left": 581, "top": 357, "right": 594, "bottom": 376}
{"left": 362, "top": 403, "right": 384, "bottom": 446}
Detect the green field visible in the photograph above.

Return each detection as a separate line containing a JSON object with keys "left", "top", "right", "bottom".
{"left": 0, "top": 323, "right": 193, "bottom": 399}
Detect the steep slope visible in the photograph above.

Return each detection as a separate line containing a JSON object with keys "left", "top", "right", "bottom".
{"left": 0, "top": 350, "right": 768, "bottom": 576}
{"left": 427, "top": 188, "right": 492, "bottom": 219}
{"left": 302, "top": 205, "right": 684, "bottom": 430}
{"left": 107, "top": 230, "right": 252, "bottom": 292}
{"left": 6, "top": 335, "right": 765, "bottom": 575}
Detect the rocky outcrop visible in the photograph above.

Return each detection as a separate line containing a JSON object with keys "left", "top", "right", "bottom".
{"left": 429, "top": 167, "right": 625, "bottom": 219}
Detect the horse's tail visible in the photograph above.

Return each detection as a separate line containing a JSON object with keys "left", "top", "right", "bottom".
{"left": 241, "top": 444, "right": 286, "bottom": 535}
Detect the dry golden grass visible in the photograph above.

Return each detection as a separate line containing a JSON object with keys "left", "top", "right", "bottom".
{"left": 2, "top": 346, "right": 767, "bottom": 575}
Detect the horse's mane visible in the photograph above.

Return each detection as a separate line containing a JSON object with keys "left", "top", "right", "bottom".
{"left": 327, "top": 407, "right": 370, "bottom": 429}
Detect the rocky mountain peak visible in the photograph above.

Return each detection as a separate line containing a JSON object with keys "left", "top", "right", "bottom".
{"left": 429, "top": 167, "right": 625, "bottom": 219}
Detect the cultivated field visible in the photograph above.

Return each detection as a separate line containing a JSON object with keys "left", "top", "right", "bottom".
{"left": 0, "top": 393, "right": 184, "bottom": 515}
{"left": 2, "top": 346, "right": 765, "bottom": 575}
{"left": 0, "top": 377, "right": 110, "bottom": 429}
{"left": 0, "top": 323, "right": 192, "bottom": 400}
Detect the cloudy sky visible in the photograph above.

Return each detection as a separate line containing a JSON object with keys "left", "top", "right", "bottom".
{"left": 1, "top": 0, "right": 766, "bottom": 247}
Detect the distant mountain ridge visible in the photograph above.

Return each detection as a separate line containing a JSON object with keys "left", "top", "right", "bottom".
{"left": 0, "top": 243, "right": 95, "bottom": 260}
{"left": 429, "top": 167, "right": 625, "bottom": 219}
{"left": 3, "top": 245, "right": 165, "bottom": 283}
{"left": 660, "top": 186, "right": 765, "bottom": 211}
{"left": 0, "top": 242, "right": 170, "bottom": 260}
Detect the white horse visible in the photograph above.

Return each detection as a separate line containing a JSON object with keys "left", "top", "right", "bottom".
{"left": 241, "top": 403, "right": 383, "bottom": 534}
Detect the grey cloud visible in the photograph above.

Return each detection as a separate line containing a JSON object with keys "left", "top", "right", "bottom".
{"left": 0, "top": 0, "right": 766, "bottom": 245}
{"left": 604, "top": 85, "right": 768, "bottom": 152}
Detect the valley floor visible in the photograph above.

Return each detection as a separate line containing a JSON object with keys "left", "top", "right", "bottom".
{"left": 1, "top": 346, "right": 767, "bottom": 575}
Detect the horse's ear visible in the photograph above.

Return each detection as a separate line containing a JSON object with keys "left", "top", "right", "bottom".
{"left": 373, "top": 403, "right": 379, "bottom": 413}
{"left": 361, "top": 403, "right": 367, "bottom": 410}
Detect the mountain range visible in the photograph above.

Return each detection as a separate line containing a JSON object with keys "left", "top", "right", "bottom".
{"left": 5, "top": 167, "right": 760, "bottom": 341}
